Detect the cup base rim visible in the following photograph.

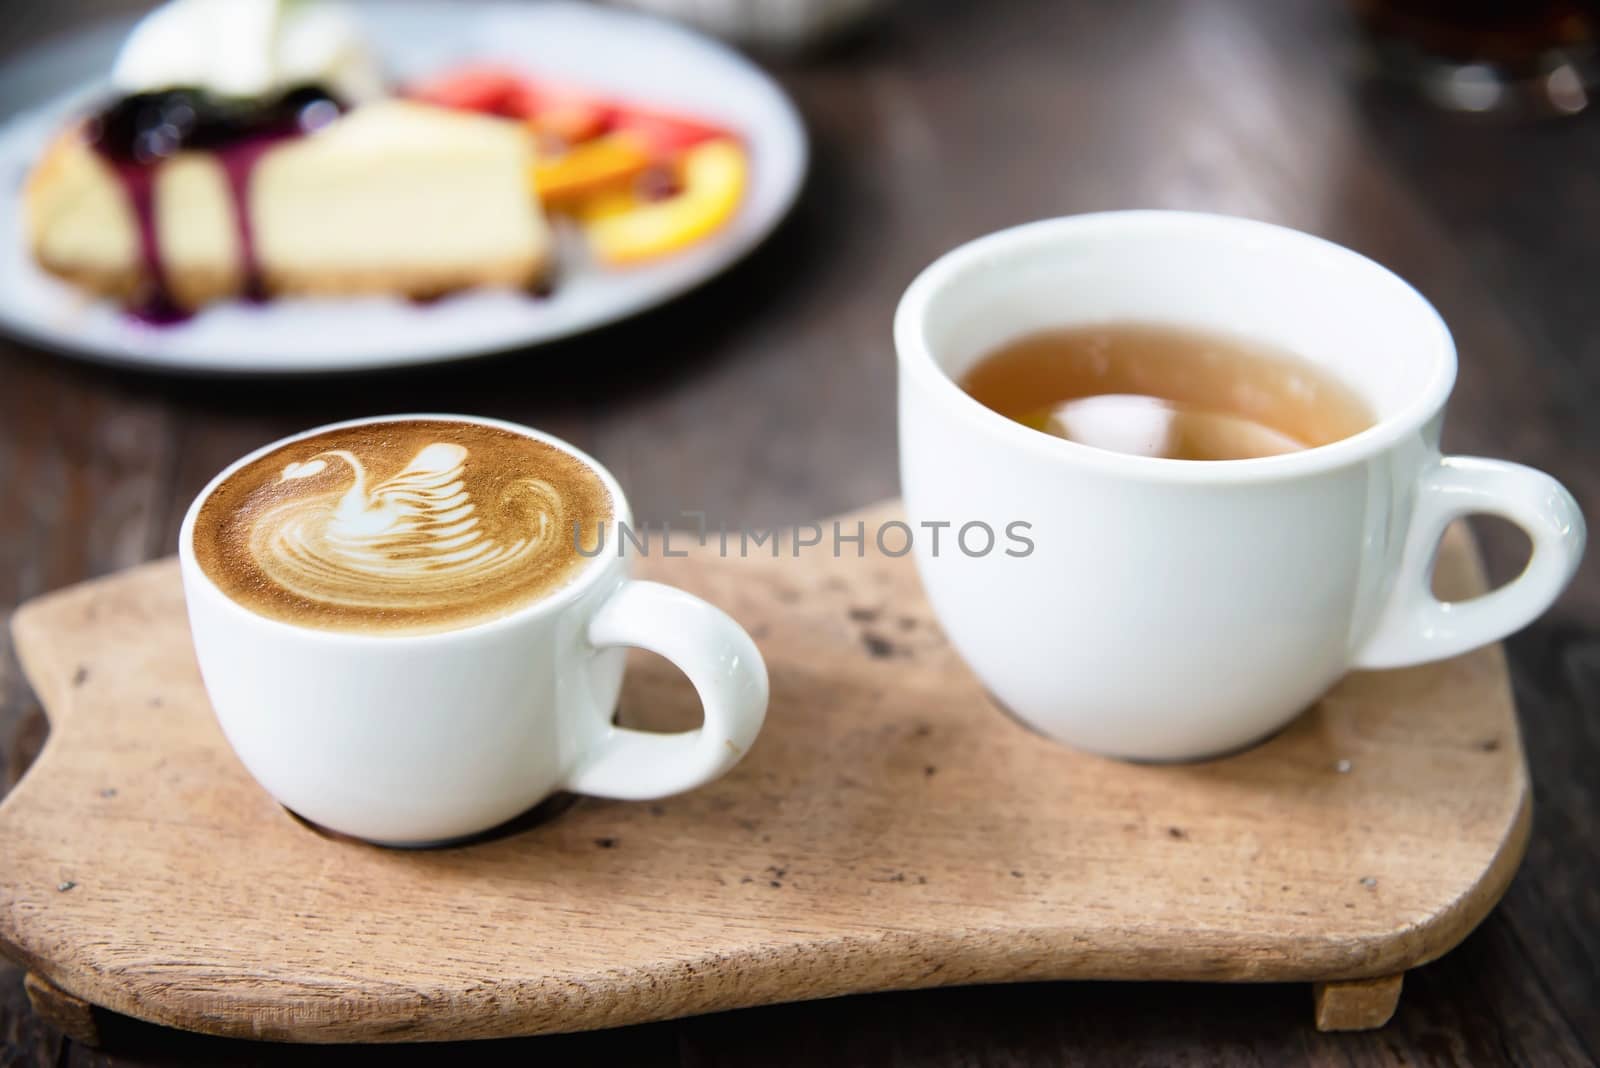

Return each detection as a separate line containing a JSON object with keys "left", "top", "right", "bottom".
{"left": 283, "top": 791, "right": 583, "bottom": 849}
{"left": 984, "top": 690, "right": 1305, "bottom": 765}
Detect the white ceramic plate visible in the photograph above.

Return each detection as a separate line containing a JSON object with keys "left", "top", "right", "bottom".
{"left": 0, "top": 1, "right": 806, "bottom": 373}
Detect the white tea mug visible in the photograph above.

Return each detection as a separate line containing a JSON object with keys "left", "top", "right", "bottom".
{"left": 896, "top": 211, "right": 1585, "bottom": 761}
{"left": 179, "top": 415, "right": 768, "bottom": 845}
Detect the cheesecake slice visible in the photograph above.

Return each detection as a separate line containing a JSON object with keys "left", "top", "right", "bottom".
{"left": 26, "top": 99, "right": 553, "bottom": 314}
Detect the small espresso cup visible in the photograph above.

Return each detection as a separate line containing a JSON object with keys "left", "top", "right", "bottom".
{"left": 179, "top": 415, "right": 768, "bottom": 845}
{"left": 896, "top": 211, "right": 1585, "bottom": 762}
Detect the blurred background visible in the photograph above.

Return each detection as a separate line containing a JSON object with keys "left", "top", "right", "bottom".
{"left": 1, "top": 0, "right": 1597, "bottom": 1064}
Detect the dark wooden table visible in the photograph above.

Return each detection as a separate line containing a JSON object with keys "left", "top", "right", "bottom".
{"left": 3, "top": 0, "right": 1597, "bottom": 1064}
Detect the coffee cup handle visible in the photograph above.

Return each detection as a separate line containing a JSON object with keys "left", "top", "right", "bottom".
{"left": 565, "top": 580, "right": 769, "bottom": 800}
{"left": 1353, "top": 456, "right": 1585, "bottom": 670}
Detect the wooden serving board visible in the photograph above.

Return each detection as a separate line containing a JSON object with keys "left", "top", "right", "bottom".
{"left": 0, "top": 504, "right": 1529, "bottom": 1044}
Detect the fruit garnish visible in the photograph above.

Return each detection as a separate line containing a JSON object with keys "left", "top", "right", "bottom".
{"left": 533, "top": 133, "right": 651, "bottom": 206}
{"left": 607, "top": 104, "right": 727, "bottom": 157}
{"left": 581, "top": 138, "right": 747, "bottom": 266}
{"left": 408, "top": 66, "right": 526, "bottom": 116}
{"left": 411, "top": 65, "right": 747, "bottom": 264}
{"left": 537, "top": 96, "right": 611, "bottom": 145}
{"left": 410, "top": 66, "right": 735, "bottom": 156}
{"left": 410, "top": 68, "right": 610, "bottom": 135}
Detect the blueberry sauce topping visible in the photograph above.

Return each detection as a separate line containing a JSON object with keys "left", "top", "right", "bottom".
{"left": 84, "top": 85, "right": 344, "bottom": 322}
{"left": 87, "top": 85, "right": 344, "bottom": 165}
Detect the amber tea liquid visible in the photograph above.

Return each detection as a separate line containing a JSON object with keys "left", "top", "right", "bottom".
{"left": 959, "top": 323, "right": 1375, "bottom": 461}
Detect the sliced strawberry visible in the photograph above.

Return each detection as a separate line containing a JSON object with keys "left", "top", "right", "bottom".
{"left": 412, "top": 67, "right": 736, "bottom": 156}
{"left": 537, "top": 96, "right": 613, "bottom": 144}
{"left": 408, "top": 66, "right": 527, "bottom": 115}
{"left": 609, "top": 105, "right": 730, "bottom": 156}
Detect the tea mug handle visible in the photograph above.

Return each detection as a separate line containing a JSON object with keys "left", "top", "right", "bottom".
{"left": 566, "top": 580, "right": 769, "bottom": 800}
{"left": 1354, "top": 456, "right": 1585, "bottom": 670}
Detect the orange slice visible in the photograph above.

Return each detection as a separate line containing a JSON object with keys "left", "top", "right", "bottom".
{"left": 534, "top": 134, "right": 652, "bottom": 207}
{"left": 582, "top": 139, "right": 748, "bottom": 266}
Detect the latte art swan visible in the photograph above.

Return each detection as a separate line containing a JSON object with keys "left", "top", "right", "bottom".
{"left": 192, "top": 420, "right": 612, "bottom": 633}
{"left": 250, "top": 442, "right": 567, "bottom": 612}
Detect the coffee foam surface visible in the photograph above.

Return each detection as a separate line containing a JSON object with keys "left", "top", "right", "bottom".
{"left": 193, "top": 420, "right": 611, "bottom": 634}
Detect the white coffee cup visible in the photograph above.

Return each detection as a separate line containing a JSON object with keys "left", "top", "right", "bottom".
{"left": 896, "top": 211, "right": 1585, "bottom": 762}
{"left": 179, "top": 415, "right": 768, "bottom": 845}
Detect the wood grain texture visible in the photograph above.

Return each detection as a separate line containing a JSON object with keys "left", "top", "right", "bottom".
{"left": 22, "top": 973, "right": 99, "bottom": 1048}
{"left": 0, "top": 963, "right": 63, "bottom": 1068}
{"left": 1312, "top": 974, "right": 1403, "bottom": 1032}
{"left": 0, "top": 505, "right": 1527, "bottom": 1043}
